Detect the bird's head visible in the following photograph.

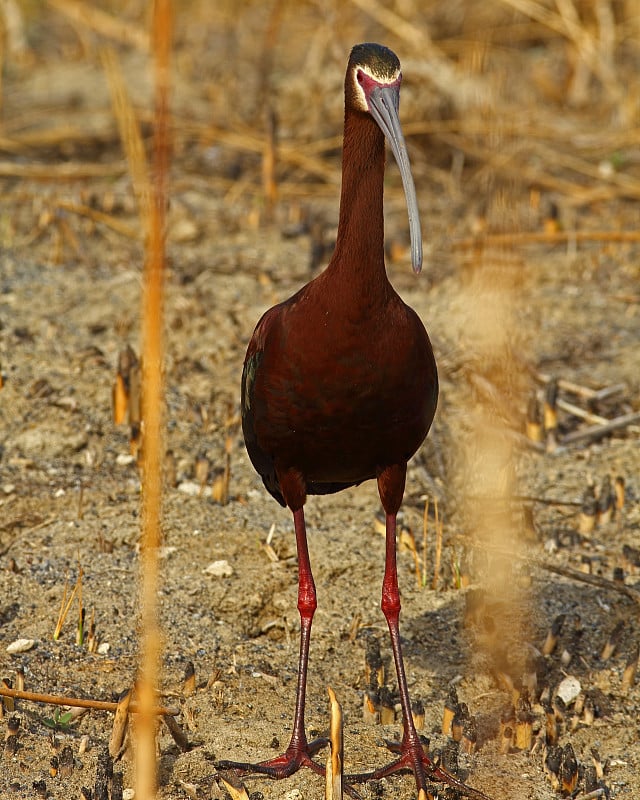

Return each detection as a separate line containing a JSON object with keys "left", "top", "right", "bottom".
{"left": 346, "top": 43, "right": 422, "bottom": 274}
{"left": 348, "top": 43, "right": 401, "bottom": 113}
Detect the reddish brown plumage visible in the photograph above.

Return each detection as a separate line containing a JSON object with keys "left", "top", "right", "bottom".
{"left": 220, "top": 43, "right": 489, "bottom": 800}
{"left": 242, "top": 46, "right": 437, "bottom": 510}
{"left": 242, "top": 272, "right": 436, "bottom": 507}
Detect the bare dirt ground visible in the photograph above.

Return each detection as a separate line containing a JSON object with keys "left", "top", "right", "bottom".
{"left": 1, "top": 3, "right": 640, "bottom": 800}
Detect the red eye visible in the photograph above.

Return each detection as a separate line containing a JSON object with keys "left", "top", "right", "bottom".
{"left": 357, "top": 70, "right": 364, "bottom": 84}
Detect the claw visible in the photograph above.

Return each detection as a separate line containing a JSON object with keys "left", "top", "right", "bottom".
{"left": 426, "top": 762, "right": 493, "bottom": 800}
{"left": 216, "top": 736, "right": 329, "bottom": 780}
{"left": 217, "top": 737, "right": 366, "bottom": 800}
{"left": 345, "top": 738, "right": 493, "bottom": 800}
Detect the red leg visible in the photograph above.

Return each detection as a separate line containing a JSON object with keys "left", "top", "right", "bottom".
{"left": 217, "top": 507, "right": 327, "bottom": 779}
{"left": 347, "top": 466, "right": 491, "bottom": 799}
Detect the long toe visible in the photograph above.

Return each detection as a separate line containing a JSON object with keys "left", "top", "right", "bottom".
{"left": 346, "top": 739, "right": 492, "bottom": 800}
{"left": 217, "top": 736, "right": 328, "bottom": 780}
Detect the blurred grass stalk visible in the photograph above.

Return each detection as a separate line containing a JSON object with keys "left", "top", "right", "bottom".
{"left": 136, "top": 1, "right": 171, "bottom": 799}
{"left": 460, "top": 201, "right": 524, "bottom": 658}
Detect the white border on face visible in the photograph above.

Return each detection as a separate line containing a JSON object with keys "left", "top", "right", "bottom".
{"left": 351, "top": 63, "right": 401, "bottom": 113}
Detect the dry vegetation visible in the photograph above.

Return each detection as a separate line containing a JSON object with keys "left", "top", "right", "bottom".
{"left": 1, "top": 1, "right": 640, "bottom": 800}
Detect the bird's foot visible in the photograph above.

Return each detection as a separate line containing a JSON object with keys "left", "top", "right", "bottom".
{"left": 217, "top": 736, "right": 328, "bottom": 780}
{"left": 217, "top": 738, "right": 363, "bottom": 799}
{"left": 346, "top": 737, "right": 492, "bottom": 800}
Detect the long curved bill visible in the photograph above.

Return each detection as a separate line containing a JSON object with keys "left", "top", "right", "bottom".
{"left": 368, "top": 83, "right": 423, "bottom": 274}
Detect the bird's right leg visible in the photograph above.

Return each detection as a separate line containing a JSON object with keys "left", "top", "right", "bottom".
{"left": 217, "top": 504, "right": 327, "bottom": 780}
{"left": 347, "top": 465, "right": 491, "bottom": 800}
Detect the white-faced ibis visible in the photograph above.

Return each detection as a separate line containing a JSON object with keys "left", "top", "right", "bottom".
{"left": 219, "top": 43, "right": 489, "bottom": 800}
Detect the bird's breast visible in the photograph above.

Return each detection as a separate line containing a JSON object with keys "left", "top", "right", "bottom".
{"left": 248, "top": 294, "right": 437, "bottom": 484}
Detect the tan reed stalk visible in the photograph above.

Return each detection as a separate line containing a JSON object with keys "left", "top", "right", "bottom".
{"left": 101, "top": 45, "right": 151, "bottom": 237}
{"left": 422, "top": 497, "right": 429, "bottom": 587}
{"left": 0, "top": 685, "right": 178, "bottom": 716}
{"left": 431, "top": 497, "right": 442, "bottom": 590}
{"left": 326, "top": 686, "right": 343, "bottom": 800}
{"left": 135, "top": 2, "right": 171, "bottom": 799}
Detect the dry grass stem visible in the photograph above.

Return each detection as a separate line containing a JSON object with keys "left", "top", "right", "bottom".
{"left": 431, "top": 498, "right": 442, "bottom": 591}
{"left": 47, "top": 0, "right": 150, "bottom": 51}
{"left": 621, "top": 645, "right": 639, "bottom": 693}
{"left": 350, "top": 0, "right": 491, "bottom": 109}
{"left": 55, "top": 199, "right": 139, "bottom": 240}
{"left": 218, "top": 776, "right": 250, "bottom": 800}
{"left": 163, "top": 713, "right": 190, "bottom": 751}
{"left": 600, "top": 620, "right": 624, "bottom": 661}
{"left": 161, "top": 114, "right": 340, "bottom": 185}
{"left": 135, "top": 1, "right": 171, "bottom": 798}
{"left": 0, "top": 122, "right": 116, "bottom": 152}
{"left": 497, "top": 0, "right": 622, "bottom": 105}
{"left": 108, "top": 689, "right": 132, "bottom": 758}
{"left": 0, "top": 0, "right": 29, "bottom": 69}
{"left": 455, "top": 531, "right": 640, "bottom": 606}
{"left": 533, "top": 373, "right": 626, "bottom": 402}
{"left": 526, "top": 392, "right": 543, "bottom": 443}
{"left": 53, "top": 567, "right": 83, "bottom": 641}
{"left": 456, "top": 229, "right": 640, "bottom": 251}
{"left": 86, "top": 607, "right": 97, "bottom": 653}
{"left": 326, "top": 686, "right": 343, "bottom": 800}
{"left": 421, "top": 497, "right": 429, "bottom": 588}
{"left": 182, "top": 662, "right": 196, "bottom": 697}
{"left": 1, "top": 678, "right": 15, "bottom": 713}
{"left": 440, "top": 132, "right": 640, "bottom": 203}
{"left": 76, "top": 563, "right": 84, "bottom": 646}
{"left": 555, "top": 398, "right": 608, "bottom": 426}
{"left": 540, "top": 561, "right": 640, "bottom": 605}
{"left": 561, "top": 411, "right": 640, "bottom": 446}
{"left": 262, "top": 522, "right": 279, "bottom": 563}
{"left": 399, "top": 526, "right": 421, "bottom": 584}
{"left": 0, "top": 160, "right": 126, "bottom": 179}
{"left": 262, "top": 108, "right": 278, "bottom": 217}
{"left": 0, "top": 685, "right": 178, "bottom": 716}
{"left": 101, "top": 46, "right": 152, "bottom": 237}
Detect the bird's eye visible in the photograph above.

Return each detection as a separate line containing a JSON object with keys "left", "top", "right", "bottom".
{"left": 356, "top": 70, "right": 364, "bottom": 85}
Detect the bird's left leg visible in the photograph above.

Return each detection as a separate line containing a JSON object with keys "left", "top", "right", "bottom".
{"left": 217, "top": 504, "right": 327, "bottom": 780}
{"left": 347, "top": 464, "right": 491, "bottom": 800}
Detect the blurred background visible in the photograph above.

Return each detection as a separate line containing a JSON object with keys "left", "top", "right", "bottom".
{"left": 2, "top": 0, "right": 639, "bottom": 258}
{"left": 1, "top": 3, "right": 640, "bottom": 799}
